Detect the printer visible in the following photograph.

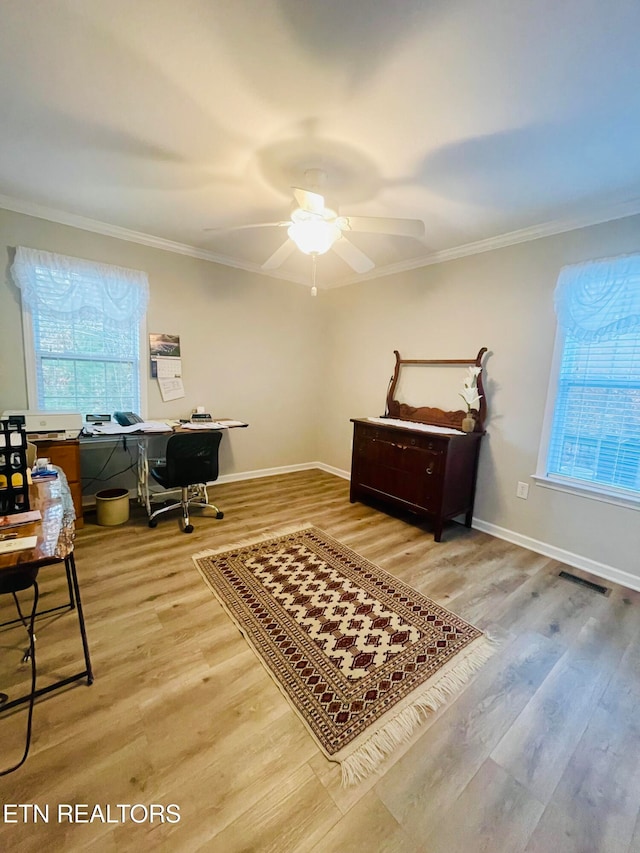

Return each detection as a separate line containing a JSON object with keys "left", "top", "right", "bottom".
{"left": 1, "top": 410, "right": 83, "bottom": 441}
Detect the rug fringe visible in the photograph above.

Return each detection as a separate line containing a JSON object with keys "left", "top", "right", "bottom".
{"left": 340, "top": 634, "right": 498, "bottom": 786}
{"left": 192, "top": 523, "right": 315, "bottom": 561}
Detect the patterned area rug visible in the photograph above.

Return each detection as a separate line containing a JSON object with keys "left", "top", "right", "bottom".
{"left": 193, "top": 526, "right": 495, "bottom": 784}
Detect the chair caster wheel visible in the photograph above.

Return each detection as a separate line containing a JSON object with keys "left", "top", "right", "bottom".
{"left": 148, "top": 519, "right": 158, "bottom": 528}
{"left": 184, "top": 524, "right": 194, "bottom": 533}
{"left": 216, "top": 511, "right": 224, "bottom": 520}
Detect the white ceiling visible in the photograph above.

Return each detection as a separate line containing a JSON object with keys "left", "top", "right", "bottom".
{"left": 2, "top": 0, "right": 640, "bottom": 288}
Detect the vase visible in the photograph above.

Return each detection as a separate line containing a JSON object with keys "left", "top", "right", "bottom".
{"left": 461, "top": 411, "right": 476, "bottom": 433}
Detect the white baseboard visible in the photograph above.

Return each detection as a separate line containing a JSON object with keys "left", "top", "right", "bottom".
{"left": 472, "top": 518, "right": 640, "bottom": 593}
{"left": 80, "top": 460, "right": 639, "bottom": 594}
{"left": 219, "top": 464, "right": 639, "bottom": 592}
{"left": 216, "top": 462, "right": 316, "bottom": 484}
{"left": 218, "top": 461, "right": 351, "bottom": 483}
{"left": 314, "top": 462, "right": 351, "bottom": 480}
{"left": 82, "top": 461, "right": 346, "bottom": 507}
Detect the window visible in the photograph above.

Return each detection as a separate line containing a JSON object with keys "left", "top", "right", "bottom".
{"left": 537, "top": 254, "right": 640, "bottom": 504}
{"left": 11, "top": 247, "right": 149, "bottom": 416}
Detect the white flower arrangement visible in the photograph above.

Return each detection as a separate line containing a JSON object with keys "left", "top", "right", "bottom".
{"left": 460, "top": 366, "right": 482, "bottom": 412}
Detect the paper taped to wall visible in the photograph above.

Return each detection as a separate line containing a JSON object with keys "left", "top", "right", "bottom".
{"left": 158, "top": 377, "right": 185, "bottom": 402}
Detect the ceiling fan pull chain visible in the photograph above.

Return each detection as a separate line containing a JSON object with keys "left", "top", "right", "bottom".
{"left": 311, "top": 255, "right": 318, "bottom": 297}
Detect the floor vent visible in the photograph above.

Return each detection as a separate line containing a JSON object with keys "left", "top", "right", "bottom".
{"left": 558, "top": 570, "right": 609, "bottom": 595}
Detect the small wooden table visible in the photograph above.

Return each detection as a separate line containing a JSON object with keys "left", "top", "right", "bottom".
{"left": 0, "top": 475, "right": 93, "bottom": 712}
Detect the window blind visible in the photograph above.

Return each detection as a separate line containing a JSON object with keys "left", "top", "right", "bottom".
{"left": 547, "top": 332, "right": 640, "bottom": 493}
{"left": 547, "top": 253, "right": 640, "bottom": 497}
{"left": 32, "top": 310, "right": 141, "bottom": 414}
{"left": 11, "top": 247, "right": 148, "bottom": 415}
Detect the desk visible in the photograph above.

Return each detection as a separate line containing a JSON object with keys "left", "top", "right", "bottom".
{"left": 80, "top": 419, "right": 248, "bottom": 517}
{"left": 80, "top": 428, "right": 173, "bottom": 515}
{"left": 0, "top": 475, "right": 93, "bottom": 712}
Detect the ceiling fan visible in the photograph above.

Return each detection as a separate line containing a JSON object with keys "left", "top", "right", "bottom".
{"left": 206, "top": 170, "right": 425, "bottom": 274}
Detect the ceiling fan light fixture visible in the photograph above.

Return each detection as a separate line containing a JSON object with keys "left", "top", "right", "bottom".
{"left": 233, "top": 180, "right": 420, "bottom": 274}
{"left": 287, "top": 219, "right": 341, "bottom": 255}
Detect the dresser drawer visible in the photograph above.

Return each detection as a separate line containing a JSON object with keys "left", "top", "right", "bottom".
{"left": 355, "top": 424, "right": 443, "bottom": 450}
{"left": 350, "top": 418, "right": 483, "bottom": 541}
{"left": 356, "top": 435, "right": 443, "bottom": 475}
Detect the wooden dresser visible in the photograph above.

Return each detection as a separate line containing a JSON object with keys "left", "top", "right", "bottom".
{"left": 350, "top": 420, "right": 482, "bottom": 541}
{"left": 33, "top": 438, "right": 84, "bottom": 528}
{"left": 349, "top": 349, "right": 487, "bottom": 541}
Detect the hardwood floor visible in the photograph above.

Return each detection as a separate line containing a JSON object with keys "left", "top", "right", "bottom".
{"left": 0, "top": 469, "right": 639, "bottom": 852}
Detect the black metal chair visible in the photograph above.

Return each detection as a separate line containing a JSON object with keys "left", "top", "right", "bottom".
{"left": 0, "top": 567, "right": 39, "bottom": 774}
{"left": 0, "top": 567, "right": 39, "bottom": 711}
{"left": 147, "top": 431, "right": 224, "bottom": 533}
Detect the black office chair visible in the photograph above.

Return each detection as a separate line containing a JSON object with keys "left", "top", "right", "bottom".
{"left": 0, "top": 567, "right": 39, "bottom": 773}
{"left": 147, "top": 432, "right": 224, "bottom": 533}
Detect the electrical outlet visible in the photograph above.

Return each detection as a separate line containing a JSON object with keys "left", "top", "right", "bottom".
{"left": 516, "top": 481, "right": 529, "bottom": 499}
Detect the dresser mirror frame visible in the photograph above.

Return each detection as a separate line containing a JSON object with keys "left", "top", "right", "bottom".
{"left": 385, "top": 348, "right": 488, "bottom": 433}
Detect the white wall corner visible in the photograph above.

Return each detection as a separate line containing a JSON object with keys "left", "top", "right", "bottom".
{"left": 314, "top": 461, "right": 350, "bottom": 480}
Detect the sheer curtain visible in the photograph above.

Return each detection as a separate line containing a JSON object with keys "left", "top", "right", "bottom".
{"left": 11, "top": 246, "right": 149, "bottom": 321}
{"left": 554, "top": 253, "right": 640, "bottom": 342}
{"left": 11, "top": 247, "right": 149, "bottom": 414}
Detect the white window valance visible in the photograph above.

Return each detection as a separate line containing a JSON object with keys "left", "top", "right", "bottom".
{"left": 554, "top": 253, "right": 640, "bottom": 342}
{"left": 11, "top": 246, "right": 149, "bottom": 323}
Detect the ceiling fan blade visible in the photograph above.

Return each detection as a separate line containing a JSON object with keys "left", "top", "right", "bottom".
{"left": 262, "top": 239, "right": 297, "bottom": 270}
{"left": 293, "top": 187, "right": 325, "bottom": 215}
{"left": 332, "top": 236, "right": 375, "bottom": 273}
{"left": 204, "top": 221, "right": 288, "bottom": 233}
{"left": 342, "top": 216, "right": 425, "bottom": 239}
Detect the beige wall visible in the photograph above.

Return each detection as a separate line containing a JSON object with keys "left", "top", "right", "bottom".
{"left": 0, "top": 208, "right": 324, "bottom": 475}
{"left": 319, "top": 215, "right": 640, "bottom": 582}
{"left": 2, "top": 206, "right": 639, "bottom": 584}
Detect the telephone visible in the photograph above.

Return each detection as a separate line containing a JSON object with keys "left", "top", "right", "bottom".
{"left": 113, "top": 411, "right": 143, "bottom": 427}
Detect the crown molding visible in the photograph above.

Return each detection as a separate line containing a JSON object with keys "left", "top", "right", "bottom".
{"left": 0, "top": 193, "right": 308, "bottom": 287}
{"left": 3, "top": 191, "right": 640, "bottom": 290}
{"left": 327, "top": 195, "right": 640, "bottom": 288}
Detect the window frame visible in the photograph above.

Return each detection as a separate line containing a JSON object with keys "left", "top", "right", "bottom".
{"left": 534, "top": 324, "right": 640, "bottom": 511}
{"left": 21, "top": 301, "right": 148, "bottom": 419}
